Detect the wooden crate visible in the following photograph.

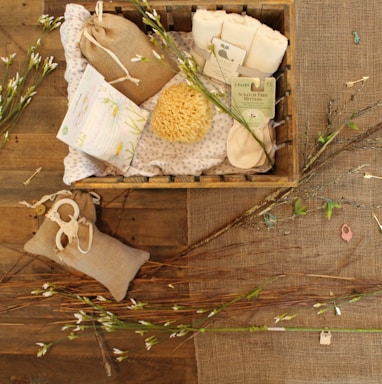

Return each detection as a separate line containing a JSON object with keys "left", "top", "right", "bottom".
{"left": 73, "top": 0, "right": 298, "bottom": 190}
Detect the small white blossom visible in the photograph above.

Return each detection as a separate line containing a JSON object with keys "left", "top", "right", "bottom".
{"left": 145, "top": 10, "right": 157, "bottom": 21}
{"left": 29, "top": 52, "right": 41, "bottom": 69}
{"left": 164, "top": 321, "right": 175, "bottom": 327}
{"left": 42, "top": 56, "right": 58, "bottom": 76}
{"left": 1, "top": 53, "right": 16, "bottom": 65}
{"left": 42, "top": 290, "right": 54, "bottom": 297}
{"left": 138, "top": 320, "right": 152, "bottom": 326}
{"left": 36, "top": 342, "right": 52, "bottom": 357}
{"left": 274, "top": 313, "right": 297, "bottom": 324}
{"left": 74, "top": 310, "right": 87, "bottom": 324}
{"left": 207, "top": 309, "right": 218, "bottom": 318}
{"left": 152, "top": 49, "right": 162, "bottom": 61}
{"left": 131, "top": 54, "right": 143, "bottom": 62}
{"left": 144, "top": 335, "right": 158, "bottom": 350}
{"left": 113, "top": 348, "right": 129, "bottom": 362}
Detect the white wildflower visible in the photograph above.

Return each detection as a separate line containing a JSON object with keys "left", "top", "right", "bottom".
{"left": 73, "top": 310, "right": 87, "bottom": 324}
{"left": 138, "top": 320, "right": 152, "bottom": 326}
{"left": 152, "top": 49, "right": 162, "bottom": 61}
{"left": 29, "top": 52, "right": 41, "bottom": 69}
{"left": 42, "top": 282, "right": 51, "bottom": 290}
{"left": 164, "top": 321, "right": 175, "bottom": 327}
{"left": 144, "top": 335, "right": 158, "bottom": 350}
{"left": 42, "top": 56, "right": 58, "bottom": 76}
{"left": 208, "top": 309, "right": 218, "bottom": 318}
{"left": 127, "top": 298, "right": 138, "bottom": 309}
{"left": 114, "top": 348, "right": 129, "bottom": 363}
{"left": 36, "top": 342, "right": 52, "bottom": 357}
{"left": 131, "top": 54, "right": 143, "bottom": 62}
{"left": 274, "top": 313, "right": 297, "bottom": 324}
{"left": 145, "top": 10, "right": 157, "bottom": 21}
{"left": 1, "top": 53, "right": 16, "bottom": 65}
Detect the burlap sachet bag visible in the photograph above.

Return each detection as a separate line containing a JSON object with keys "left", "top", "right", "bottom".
{"left": 55, "top": 219, "right": 150, "bottom": 301}
{"left": 79, "top": 2, "right": 177, "bottom": 105}
{"left": 22, "top": 190, "right": 99, "bottom": 265}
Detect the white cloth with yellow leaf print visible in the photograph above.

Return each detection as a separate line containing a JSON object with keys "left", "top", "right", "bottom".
{"left": 57, "top": 63, "right": 149, "bottom": 174}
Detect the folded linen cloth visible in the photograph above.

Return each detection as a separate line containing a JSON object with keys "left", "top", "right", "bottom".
{"left": 221, "top": 13, "right": 261, "bottom": 51}
{"left": 191, "top": 10, "right": 288, "bottom": 79}
{"left": 244, "top": 23, "right": 288, "bottom": 77}
{"left": 191, "top": 9, "right": 226, "bottom": 67}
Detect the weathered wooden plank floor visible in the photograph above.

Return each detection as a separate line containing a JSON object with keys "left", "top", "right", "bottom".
{"left": 0, "top": 1, "right": 197, "bottom": 383}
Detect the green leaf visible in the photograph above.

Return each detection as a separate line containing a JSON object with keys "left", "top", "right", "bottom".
{"left": 346, "top": 120, "right": 359, "bottom": 130}
{"left": 294, "top": 198, "right": 307, "bottom": 216}
{"left": 263, "top": 212, "right": 277, "bottom": 228}
{"left": 318, "top": 131, "right": 335, "bottom": 144}
{"left": 324, "top": 199, "right": 342, "bottom": 220}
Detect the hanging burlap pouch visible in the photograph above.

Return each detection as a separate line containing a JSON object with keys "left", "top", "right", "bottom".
{"left": 79, "top": 3, "right": 177, "bottom": 105}
{"left": 22, "top": 191, "right": 99, "bottom": 266}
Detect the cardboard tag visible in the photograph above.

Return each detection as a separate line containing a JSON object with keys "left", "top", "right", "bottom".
{"left": 203, "top": 38, "right": 247, "bottom": 84}
{"left": 231, "top": 77, "right": 276, "bottom": 125}
{"left": 319, "top": 331, "right": 332, "bottom": 345}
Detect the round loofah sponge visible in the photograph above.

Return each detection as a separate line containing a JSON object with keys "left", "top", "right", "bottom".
{"left": 152, "top": 82, "right": 213, "bottom": 143}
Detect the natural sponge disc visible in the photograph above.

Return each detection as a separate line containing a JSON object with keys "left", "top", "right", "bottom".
{"left": 152, "top": 82, "right": 213, "bottom": 143}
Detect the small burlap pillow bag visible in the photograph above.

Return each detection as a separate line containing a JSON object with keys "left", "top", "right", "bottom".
{"left": 79, "top": 1, "right": 177, "bottom": 105}
{"left": 55, "top": 219, "right": 150, "bottom": 301}
{"left": 22, "top": 190, "right": 99, "bottom": 265}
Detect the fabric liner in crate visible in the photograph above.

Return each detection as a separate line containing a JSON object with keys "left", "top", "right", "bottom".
{"left": 60, "top": 4, "right": 280, "bottom": 185}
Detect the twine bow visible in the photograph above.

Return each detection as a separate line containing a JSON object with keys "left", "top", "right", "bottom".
{"left": 83, "top": 0, "right": 141, "bottom": 86}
